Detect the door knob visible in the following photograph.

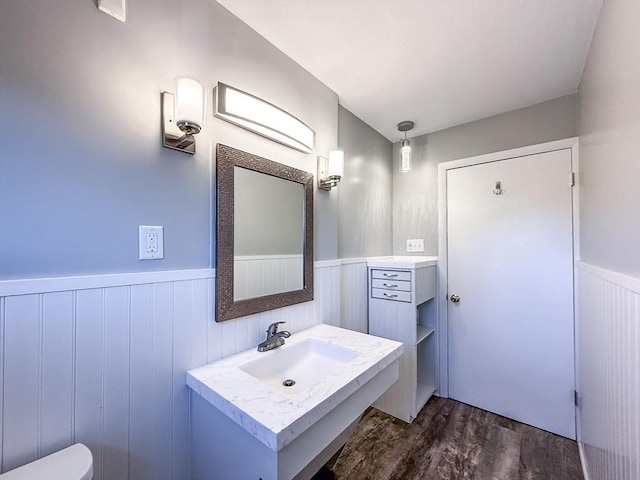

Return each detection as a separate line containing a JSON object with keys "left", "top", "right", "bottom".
{"left": 450, "top": 294, "right": 460, "bottom": 303}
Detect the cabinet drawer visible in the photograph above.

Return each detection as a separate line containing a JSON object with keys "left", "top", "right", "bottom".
{"left": 371, "top": 288, "right": 411, "bottom": 302}
{"left": 371, "top": 269, "right": 411, "bottom": 282}
{"left": 371, "top": 278, "right": 411, "bottom": 292}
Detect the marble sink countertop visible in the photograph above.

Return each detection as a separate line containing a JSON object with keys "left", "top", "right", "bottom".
{"left": 186, "top": 324, "right": 403, "bottom": 452}
{"left": 367, "top": 255, "right": 438, "bottom": 269}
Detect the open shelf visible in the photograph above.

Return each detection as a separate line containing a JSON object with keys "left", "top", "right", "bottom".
{"left": 416, "top": 382, "right": 437, "bottom": 414}
{"left": 416, "top": 326, "right": 435, "bottom": 345}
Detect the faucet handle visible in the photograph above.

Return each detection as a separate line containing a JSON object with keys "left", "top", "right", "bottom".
{"left": 267, "top": 321, "right": 286, "bottom": 336}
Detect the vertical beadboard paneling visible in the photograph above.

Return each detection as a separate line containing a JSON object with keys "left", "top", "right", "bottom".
{"left": 190, "top": 279, "right": 209, "bottom": 377}
{"left": 74, "top": 288, "right": 105, "bottom": 480}
{"left": 128, "top": 284, "right": 152, "bottom": 480}
{"left": 578, "top": 262, "right": 640, "bottom": 480}
{"left": 102, "top": 287, "right": 130, "bottom": 480}
{"left": 0, "top": 265, "right": 345, "bottom": 479}
{"left": 171, "top": 281, "right": 192, "bottom": 480}
{"left": 40, "top": 292, "right": 74, "bottom": 457}
{"left": 234, "top": 255, "right": 303, "bottom": 300}
{"left": 2, "top": 295, "right": 41, "bottom": 471}
{"left": 150, "top": 282, "right": 174, "bottom": 480}
{"left": 340, "top": 261, "right": 368, "bottom": 333}
{"left": 0, "top": 297, "right": 4, "bottom": 473}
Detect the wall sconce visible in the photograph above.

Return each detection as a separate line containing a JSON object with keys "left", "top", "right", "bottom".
{"left": 214, "top": 82, "right": 315, "bottom": 153}
{"left": 318, "top": 148, "right": 344, "bottom": 191}
{"left": 162, "top": 76, "right": 206, "bottom": 155}
{"left": 398, "top": 120, "right": 414, "bottom": 173}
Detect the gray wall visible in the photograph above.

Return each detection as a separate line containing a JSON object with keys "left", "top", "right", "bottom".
{"left": 234, "top": 167, "right": 304, "bottom": 256}
{"left": 337, "top": 106, "right": 393, "bottom": 258}
{"left": 0, "top": 0, "right": 338, "bottom": 280}
{"left": 392, "top": 93, "right": 578, "bottom": 255}
{"left": 578, "top": 0, "right": 640, "bottom": 278}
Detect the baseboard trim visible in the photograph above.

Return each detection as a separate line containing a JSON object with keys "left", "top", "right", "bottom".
{"left": 578, "top": 441, "right": 590, "bottom": 480}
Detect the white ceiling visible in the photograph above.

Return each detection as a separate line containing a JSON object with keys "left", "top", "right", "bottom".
{"left": 217, "top": 0, "right": 602, "bottom": 142}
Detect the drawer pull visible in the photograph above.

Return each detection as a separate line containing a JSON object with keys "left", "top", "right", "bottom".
{"left": 383, "top": 293, "right": 398, "bottom": 298}
{"left": 383, "top": 283, "right": 398, "bottom": 288}
{"left": 383, "top": 273, "right": 398, "bottom": 278}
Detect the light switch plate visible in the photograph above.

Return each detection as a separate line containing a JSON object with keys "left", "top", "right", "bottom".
{"left": 139, "top": 226, "right": 164, "bottom": 260}
{"left": 406, "top": 238, "right": 425, "bottom": 253}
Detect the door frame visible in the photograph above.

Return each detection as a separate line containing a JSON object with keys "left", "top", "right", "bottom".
{"left": 436, "top": 137, "right": 580, "bottom": 403}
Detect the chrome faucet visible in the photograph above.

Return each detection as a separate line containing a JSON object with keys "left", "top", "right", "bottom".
{"left": 257, "top": 321, "right": 291, "bottom": 352}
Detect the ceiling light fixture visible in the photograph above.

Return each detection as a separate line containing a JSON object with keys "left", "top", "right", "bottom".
{"left": 398, "top": 121, "right": 415, "bottom": 173}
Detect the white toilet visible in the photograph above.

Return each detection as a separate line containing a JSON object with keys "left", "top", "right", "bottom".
{"left": 0, "top": 443, "right": 93, "bottom": 480}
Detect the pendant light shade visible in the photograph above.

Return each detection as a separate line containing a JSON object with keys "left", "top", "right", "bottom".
{"left": 400, "top": 139, "right": 411, "bottom": 173}
{"left": 398, "top": 121, "right": 414, "bottom": 173}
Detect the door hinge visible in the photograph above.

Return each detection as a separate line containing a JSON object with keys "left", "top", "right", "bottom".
{"left": 571, "top": 172, "right": 576, "bottom": 187}
{"left": 574, "top": 390, "right": 579, "bottom": 406}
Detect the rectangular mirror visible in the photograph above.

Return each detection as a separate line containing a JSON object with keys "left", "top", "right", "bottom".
{"left": 216, "top": 144, "right": 314, "bottom": 322}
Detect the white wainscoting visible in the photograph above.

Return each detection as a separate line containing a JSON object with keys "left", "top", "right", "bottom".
{"left": 340, "top": 259, "right": 369, "bottom": 333}
{"left": 0, "top": 263, "right": 340, "bottom": 480}
{"left": 577, "top": 262, "right": 639, "bottom": 480}
{"left": 234, "top": 255, "right": 303, "bottom": 301}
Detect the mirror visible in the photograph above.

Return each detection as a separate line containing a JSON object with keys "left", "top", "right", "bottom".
{"left": 216, "top": 144, "right": 314, "bottom": 322}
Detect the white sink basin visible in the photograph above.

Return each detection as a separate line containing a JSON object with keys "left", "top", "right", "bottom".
{"left": 239, "top": 338, "right": 359, "bottom": 394}
{"left": 187, "top": 324, "right": 403, "bottom": 451}
{"left": 187, "top": 324, "right": 403, "bottom": 480}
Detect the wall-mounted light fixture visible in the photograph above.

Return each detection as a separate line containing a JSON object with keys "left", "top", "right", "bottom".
{"left": 162, "top": 76, "right": 206, "bottom": 155}
{"left": 214, "top": 82, "right": 315, "bottom": 153}
{"left": 398, "top": 121, "right": 415, "bottom": 173}
{"left": 318, "top": 148, "right": 344, "bottom": 191}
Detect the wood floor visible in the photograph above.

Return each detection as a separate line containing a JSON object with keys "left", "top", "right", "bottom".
{"left": 316, "top": 397, "right": 583, "bottom": 480}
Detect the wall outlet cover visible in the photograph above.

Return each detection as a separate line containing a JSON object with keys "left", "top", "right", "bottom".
{"left": 139, "top": 226, "right": 164, "bottom": 260}
{"left": 406, "top": 238, "right": 425, "bottom": 253}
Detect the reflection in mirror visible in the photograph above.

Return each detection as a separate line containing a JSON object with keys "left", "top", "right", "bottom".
{"left": 216, "top": 144, "right": 314, "bottom": 322}
{"left": 234, "top": 166, "right": 305, "bottom": 300}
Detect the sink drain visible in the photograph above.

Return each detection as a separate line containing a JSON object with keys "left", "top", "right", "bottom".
{"left": 282, "top": 379, "right": 296, "bottom": 387}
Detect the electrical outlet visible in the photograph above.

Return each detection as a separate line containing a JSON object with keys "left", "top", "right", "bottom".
{"left": 406, "top": 238, "right": 425, "bottom": 253}
{"left": 139, "top": 226, "right": 164, "bottom": 260}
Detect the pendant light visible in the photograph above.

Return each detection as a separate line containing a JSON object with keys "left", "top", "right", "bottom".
{"left": 398, "top": 121, "right": 414, "bottom": 173}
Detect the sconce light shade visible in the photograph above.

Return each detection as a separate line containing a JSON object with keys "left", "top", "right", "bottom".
{"left": 397, "top": 120, "right": 414, "bottom": 173}
{"left": 318, "top": 148, "right": 344, "bottom": 191}
{"left": 328, "top": 148, "right": 345, "bottom": 178}
{"left": 175, "top": 76, "right": 205, "bottom": 134}
{"left": 162, "top": 76, "right": 205, "bottom": 155}
{"left": 214, "top": 82, "right": 315, "bottom": 153}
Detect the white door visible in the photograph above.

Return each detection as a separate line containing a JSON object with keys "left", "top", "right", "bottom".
{"left": 447, "top": 149, "right": 575, "bottom": 439}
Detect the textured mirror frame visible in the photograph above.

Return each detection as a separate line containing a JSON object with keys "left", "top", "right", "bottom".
{"left": 215, "top": 144, "right": 314, "bottom": 322}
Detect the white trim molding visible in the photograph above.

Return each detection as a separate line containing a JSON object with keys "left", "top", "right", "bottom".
{"left": 0, "top": 268, "right": 216, "bottom": 297}
{"left": 577, "top": 261, "right": 640, "bottom": 293}
{"left": 313, "top": 259, "right": 343, "bottom": 268}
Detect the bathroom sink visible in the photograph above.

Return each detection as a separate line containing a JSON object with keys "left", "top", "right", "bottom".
{"left": 239, "top": 338, "right": 359, "bottom": 394}
{"left": 186, "top": 323, "right": 403, "bottom": 480}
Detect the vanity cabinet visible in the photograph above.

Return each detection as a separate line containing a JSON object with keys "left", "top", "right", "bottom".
{"left": 367, "top": 257, "right": 438, "bottom": 423}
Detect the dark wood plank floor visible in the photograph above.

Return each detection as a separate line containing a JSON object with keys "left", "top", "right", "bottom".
{"left": 318, "top": 397, "right": 583, "bottom": 480}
